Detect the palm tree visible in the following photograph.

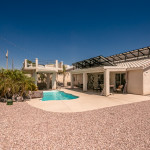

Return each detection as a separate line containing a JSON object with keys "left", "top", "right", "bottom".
{"left": 38, "top": 73, "right": 46, "bottom": 83}
{"left": 0, "top": 69, "right": 11, "bottom": 98}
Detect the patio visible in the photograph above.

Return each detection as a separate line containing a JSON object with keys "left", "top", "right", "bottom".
{"left": 27, "top": 88, "right": 150, "bottom": 112}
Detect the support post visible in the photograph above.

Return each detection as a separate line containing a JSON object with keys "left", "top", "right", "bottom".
{"left": 52, "top": 72, "right": 56, "bottom": 90}
{"left": 83, "top": 73, "right": 87, "bottom": 91}
{"left": 61, "top": 61, "right": 63, "bottom": 68}
{"left": 55, "top": 60, "right": 58, "bottom": 69}
{"left": 71, "top": 73, "right": 74, "bottom": 88}
{"left": 33, "top": 72, "right": 37, "bottom": 86}
{"left": 35, "top": 58, "right": 38, "bottom": 68}
{"left": 104, "top": 69, "right": 110, "bottom": 96}
{"left": 46, "top": 73, "right": 50, "bottom": 89}
{"left": 25, "top": 59, "right": 27, "bottom": 68}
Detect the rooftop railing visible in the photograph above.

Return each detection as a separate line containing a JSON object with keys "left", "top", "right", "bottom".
{"left": 24, "top": 58, "right": 63, "bottom": 69}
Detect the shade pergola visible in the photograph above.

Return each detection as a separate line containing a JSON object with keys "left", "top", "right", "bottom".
{"left": 106, "top": 46, "right": 150, "bottom": 63}
{"left": 72, "top": 46, "right": 150, "bottom": 69}
{"left": 72, "top": 55, "right": 115, "bottom": 69}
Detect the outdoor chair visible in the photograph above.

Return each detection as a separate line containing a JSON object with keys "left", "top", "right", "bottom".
{"left": 110, "top": 84, "right": 115, "bottom": 93}
{"left": 93, "top": 85, "right": 102, "bottom": 92}
{"left": 78, "top": 83, "right": 83, "bottom": 88}
{"left": 100, "top": 84, "right": 104, "bottom": 90}
{"left": 116, "top": 85, "right": 124, "bottom": 93}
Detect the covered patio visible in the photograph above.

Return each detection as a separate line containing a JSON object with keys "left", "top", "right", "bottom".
{"left": 71, "top": 66, "right": 127, "bottom": 96}
{"left": 71, "top": 47, "right": 150, "bottom": 96}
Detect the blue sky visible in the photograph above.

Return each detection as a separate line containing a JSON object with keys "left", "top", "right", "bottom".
{"left": 0, "top": 0, "right": 150, "bottom": 69}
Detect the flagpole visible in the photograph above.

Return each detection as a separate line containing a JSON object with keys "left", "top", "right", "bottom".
{"left": 6, "top": 50, "right": 8, "bottom": 70}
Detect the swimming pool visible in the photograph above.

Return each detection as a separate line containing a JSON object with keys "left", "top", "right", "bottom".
{"left": 42, "top": 90, "right": 79, "bottom": 101}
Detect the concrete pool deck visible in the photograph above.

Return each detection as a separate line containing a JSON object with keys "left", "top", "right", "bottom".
{"left": 27, "top": 88, "right": 150, "bottom": 112}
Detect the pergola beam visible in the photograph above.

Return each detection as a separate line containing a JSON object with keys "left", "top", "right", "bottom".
{"left": 147, "top": 47, "right": 150, "bottom": 57}
{"left": 115, "top": 55, "right": 123, "bottom": 61}
{"left": 129, "top": 51, "right": 137, "bottom": 57}
{"left": 138, "top": 49, "right": 145, "bottom": 56}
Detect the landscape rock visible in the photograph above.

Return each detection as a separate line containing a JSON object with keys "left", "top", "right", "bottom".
{"left": 31, "top": 91, "right": 43, "bottom": 98}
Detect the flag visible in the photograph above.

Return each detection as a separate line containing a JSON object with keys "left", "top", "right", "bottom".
{"left": 6, "top": 50, "right": 8, "bottom": 58}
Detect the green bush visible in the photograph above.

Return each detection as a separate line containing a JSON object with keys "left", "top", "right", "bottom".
{"left": 0, "top": 69, "right": 37, "bottom": 99}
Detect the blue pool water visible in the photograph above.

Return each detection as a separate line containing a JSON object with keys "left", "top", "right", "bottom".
{"left": 42, "top": 90, "right": 79, "bottom": 101}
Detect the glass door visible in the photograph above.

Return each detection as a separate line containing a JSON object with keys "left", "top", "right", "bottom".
{"left": 115, "top": 73, "right": 125, "bottom": 88}
{"left": 115, "top": 74, "right": 121, "bottom": 88}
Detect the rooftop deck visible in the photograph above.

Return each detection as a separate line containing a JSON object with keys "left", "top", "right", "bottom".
{"left": 23, "top": 58, "right": 63, "bottom": 73}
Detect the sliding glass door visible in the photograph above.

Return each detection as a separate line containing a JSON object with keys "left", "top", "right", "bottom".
{"left": 115, "top": 73, "right": 125, "bottom": 88}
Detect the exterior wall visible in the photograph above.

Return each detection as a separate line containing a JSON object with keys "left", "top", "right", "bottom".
{"left": 127, "top": 70, "right": 143, "bottom": 95}
{"left": 57, "top": 72, "right": 71, "bottom": 86}
{"left": 74, "top": 74, "right": 83, "bottom": 86}
{"left": 143, "top": 68, "right": 150, "bottom": 95}
{"left": 110, "top": 72, "right": 115, "bottom": 86}
{"left": 72, "top": 70, "right": 146, "bottom": 96}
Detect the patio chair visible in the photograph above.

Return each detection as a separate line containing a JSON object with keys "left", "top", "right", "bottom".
{"left": 100, "top": 84, "right": 104, "bottom": 90}
{"left": 116, "top": 85, "right": 124, "bottom": 93}
{"left": 93, "top": 85, "right": 102, "bottom": 92}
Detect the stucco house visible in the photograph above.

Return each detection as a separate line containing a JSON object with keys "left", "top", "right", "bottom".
{"left": 71, "top": 46, "right": 150, "bottom": 96}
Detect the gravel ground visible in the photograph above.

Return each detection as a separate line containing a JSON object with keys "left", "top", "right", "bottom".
{"left": 0, "top": 100, "right": 150, "bottom": 150}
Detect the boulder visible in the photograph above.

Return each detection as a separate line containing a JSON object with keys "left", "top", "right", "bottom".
{"left": 31, "top": 91, "right": 43, "bottom": 98}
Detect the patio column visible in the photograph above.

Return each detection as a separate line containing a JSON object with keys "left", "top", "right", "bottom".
{"left": 33, "top": 71, "right": 37, "bottom": 86}
{"left": 55, "top": 60, "right": 58, "bottom": 69}
{"left": 60, "top": 61, "right": 63, "bottom": 68}
{"left": 46, "top": 73, "right": 50, "bottom": 89}
{"left": 24, "top": 59, "right": 27, "bottom": 68}
{"left": 104, "top": 69, "right": 110, "bottom": 96}
{"left": 52, "top": 72, "right": 56, "bottom": 90}
{"left": 35, "top": 58, "right": 38, "bottom": 68}
{"left": 71, "top": 73, "right": 74, "bottom": 88}
{"left": 83, "top": 73, "right": 87, "bottom": 91}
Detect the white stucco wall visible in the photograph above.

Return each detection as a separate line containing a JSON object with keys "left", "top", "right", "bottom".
{"left": 74, "top": 74, "right": 83, "bottom": 85}
{"left": 57, "top": 72, "right": 71, "bottom": 85}
{"left": 143, "top": 68, "right": 150, "bottom": 95}
{"left": 110, "top": 72, "right": 115, "bottom": 86}
{"left": 127, "top": 70, "right": 143, "bottom": 95}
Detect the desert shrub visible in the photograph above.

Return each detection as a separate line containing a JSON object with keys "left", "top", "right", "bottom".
{"left": 0, "top": 69, "right": 37, "bottom": 100}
